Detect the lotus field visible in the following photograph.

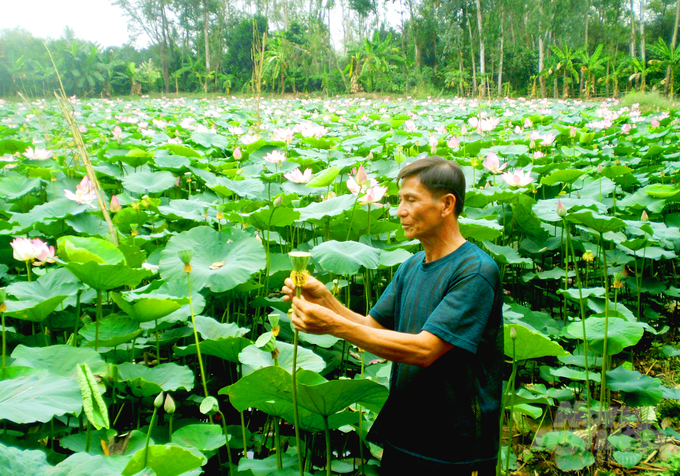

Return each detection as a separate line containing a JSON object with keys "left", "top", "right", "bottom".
{"left": 2, "top": 95, "right": 680, "bottom": 475}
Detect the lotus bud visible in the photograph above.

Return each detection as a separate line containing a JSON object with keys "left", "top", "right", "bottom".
{"left": 178, "top": 249, "right": 194, "bottom": 265}
{"left": 164, "top": 393, "right": 176, "bottom": 414}
{"left": 0, "top": 288, "right": 5, "bottom": 313}
{"left": 367, "top": 152, "right": 374, "bottom": 161}
{"left": 570, "top": 126, "right": 577, "bottom": 138}
{"left": 273, "top": 195, "right": 283, "bottom": 207}
{"left": 154, "top": 392, "right": 164, "bottom": 408}
{"left": 110, "top": 195, "right": 121, "bottom": 213}
{"left": 289, "top": 251, "right": 311, "bottom": 272}
{"left": 556, "top": 200, "right": 567, "bottom": 218}
{"left": 233, "top": 147, "right": 242, "bottom": 160}
{"left": 641, "top": 210, "right": 649, "bottom": 222}
{"left": 597, "top": 163, "right": 603, "bottom": 174}
{"left": 510, "top": 327, "right": 517, "bottom": 340}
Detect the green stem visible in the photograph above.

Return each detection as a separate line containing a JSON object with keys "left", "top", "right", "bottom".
{"left": 497, "top": 355, "right": 518, "bottom": 476}
{"left": 345, "top": 194, "right": 361, "bottom": 241}
{"left": 95, "top": 290, "right": 102, "bottom": 352}
{"left": 505, "top": 340, "right": 517, "bottom": 475}
{"left": 1, "top": 312, "right": 6, "bottom": 370}
{"left": 85, "top": 420, "right": 92, "bottom": 452}
{"left": 168, "top": 414, "right": 173, "bottom": 443}
{"left": 144, "top": 406, "right": 159, "bottom": 468}
{"left": 292, "top": 328, "right": 304, "bottom": 476}
{"left": 240, "top": 411, "right": 248, "bottom": 458}
{"left": 25, "top": 260, "right": 32, "bottom": 282}
{"left": 323, "top": 415, "right": 332, "bottom": 476}
{"left": 187, "top": 272, "right": 209, "bottom": 397}
{"left": 218, "top": 410, "right": 234, "bottom": 471}
{"left": 599, "top": 233, "right": 610, "bottom": 423}
{"left": 155, "top": 318, "right": 160, "bottom": 364}
{"left": 72, "top": 290, "right": 82, "bottom": 347}
{"left": 274, "top": 417, "right": 283, "bottom": 470}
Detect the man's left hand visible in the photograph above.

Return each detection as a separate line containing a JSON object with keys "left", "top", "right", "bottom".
{"left": 291, "top": 296, "right": 338, "bottom": 335}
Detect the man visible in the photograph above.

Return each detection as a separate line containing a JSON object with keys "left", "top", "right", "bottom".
{"left": 283, "top": 156, "right": 503, "bottom": 475}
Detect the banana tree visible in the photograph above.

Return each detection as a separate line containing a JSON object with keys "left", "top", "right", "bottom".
{"left": 648, "top": 38, "right": 680, "bottom": 98}
{"left": 550, "top": 44, "right": 580, "bottom": 98}
{"left": 577, "top": 44, "right": 608, "bottom": 98}
{"left": 628, "top": 58, "right": 654, "bottom": 92}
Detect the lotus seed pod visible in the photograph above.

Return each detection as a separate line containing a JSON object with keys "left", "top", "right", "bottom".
{"left": 289, "top": 251, "right": 311, "bottom": 272}
{"left": 256, "top": 332, "right": 278, "bottom": 352}
{"left": 200, "top": 396, "right": 219, "bottom": 416}
{"left": 164, "top": 394, "right": 176, "bottom": 414}
{"left": 178, "top": 249, "right": 193, "bottom": 265}
{"left": 154, "top": 392, "right": 164, "bottom": 408}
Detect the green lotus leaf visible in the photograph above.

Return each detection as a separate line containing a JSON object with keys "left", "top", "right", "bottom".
{"left": 157, "top": 199, "right": 214, "bottom": 222}
{"left": 504, "top": 324, "right": 568, "bottom": 360}
{"left": 172, "top": 424, "right": 227, "bottom": 452}
{"left": 117, "top": 362, "right": 194, "bottom": 396}
{"left": 540, "top": 169, "right": 585, "bottom": 186}
{"left": 248, "top": 206, "right": 301, "bottom": 229}
{"left": 550, "top": 367, "right": 601, "bottom": 382}
{"left": 533, "top": 198, "right": 605, "bottom": 222}
{"left": 159, "top": 226, "right": 266, "bottom": 293}
{"left": 0, "top": 175, "right": 41, "bottom": 200}
{"left": 566, "top": 317, "right": 644, "bottom": 355}
{"left": 459, "top": 218, "right": 503, "bottom": 241}
{"left": 608, "top": 434, "right": 635, "bottom": 451}
{"left": 10, "top": 199, "right": 88, "bottom": 232}
{"left": 378, "top": 248, "right": 413, "bottom": 268}
{"left": 10, "top": 344, "right": 106, "bottom": 378}
{"left": 311, "top": 240, "right": 380, "bottom": 275}
{"left": 239, "top": 341, "right": 325, "bottom": 374}
{"left": 118, "top": 148, "right": 153, "bottom": 168}
{"left": 613, "top": 451, "right": 643, "bottom": 469}
{"left": 157, "top": 143, "right": 201, "bottom": 158}
{"left": 122, "top": 444, "right": 206, "bottom": 476}
{"left": 122, "top": 171, "right": 177, "bottom": 195}
{"left": 49, "top": 452, "right": 129, "bottom": 476}
{"left": 80, "top": 316, "right": 143, "bottom": 348}
{"left": 58, "top": 236, "right": 125, "bottom": 265}
{"left": 306, "top": 166, "right": 340, "bottom": 187}
{"left": 111, "top": 293, "right": 185, "bottom": 322}
{"left": 174, "top": 336, "right": 253, "bottom": 363}
{"left": 606, "top": 366, "right": 663, "bottom": 406}
{"left": 64, "top": 262, "right": 153, "bottom": 291}
{"left": 154, "top": 154, "right": 192, "bottom": 170}
{"left": 192, "top": 315, "right": 249, "bottom": 340}
{"left": 296, "top": 194, "right": 357, "bottom": 222}
{"left": 0, "top": 442, "right": 51, "bottom": 475}
{"left": 66, "top": 213, "right": 109, "bottom": 237}
{"left": 206, "top": 177, "right": 265, "bottom": 200}
{"left": 190, "top": 131, "right": 231, "bottom": 149}
{"left": 4, "top": 294, "right": 68, "bottom": 322}
{"left": 483, "top": 241, "right": 533, "bottom": 266}
{"left": 643, "top": 184, "right": 680, "bottom": 198}
{"left": 0, "top": 369, "right": 82, "bottom": 423}
{"left": 567, "top": 210, "right": 626, "bottom": 234}
{"left": 238, "top": 453, "right": 299, "bottom": 476}
{"left": 602, "top": 165, "right": 633, "bottom": 179}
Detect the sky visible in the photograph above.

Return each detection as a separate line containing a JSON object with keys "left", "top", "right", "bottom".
{"left": 1, "top": 0, "right": 132, "bottom": 48}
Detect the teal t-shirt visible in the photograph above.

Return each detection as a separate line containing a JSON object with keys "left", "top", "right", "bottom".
{"left": 368, "top": 241, "right": 503, "bottom": 466}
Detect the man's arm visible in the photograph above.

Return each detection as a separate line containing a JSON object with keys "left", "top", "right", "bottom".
{"left": 291, "top": 296, "right": 453, "bottom": 367}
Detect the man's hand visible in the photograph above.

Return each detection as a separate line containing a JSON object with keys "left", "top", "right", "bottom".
{"left": 291, "top": 296, "right": 339, "bottom": 335}
{"left": 282, "top": 274, "right": 330, "bottom": 307}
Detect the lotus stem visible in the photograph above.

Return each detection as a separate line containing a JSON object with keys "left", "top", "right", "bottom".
{"left": 323, "top": 415, "right": 332, "bottom": 476}
{"left": 240, "top": 411, "right": 248, "bottom": 458}
{"left": 505, "top": 338, "right": 517, "bottom": 475}
{"left": 217, "top": 410, "right": 234, "bottom": 471}
{"left": 599, "top": 233, "right": 611, "bottom": 424}
{"left": 187, "top": 272, "right": 209, "bottom": 398}
{"left": 95, "top": 290, "right": 102, "bottom": 352}
{"left": 274, "top": 417, "right": 283, "bottom": 470}
{"left": 1, "top": 313, "right": 5, "bottom": 370}
{"left": 143, "top": 405, "right": 160, "bottom": 468}
{"left": 72, "top": 289, "right": 81, "bottom": 347}
{"left": 25, "top": 260, "right": 32, "bottom": 282}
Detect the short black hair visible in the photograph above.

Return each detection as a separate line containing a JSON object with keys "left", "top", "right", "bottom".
{"left": 397, "top": 156, "right": 466, "bottom": 216}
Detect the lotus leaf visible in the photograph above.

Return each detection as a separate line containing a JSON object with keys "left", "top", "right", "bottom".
{"left": 504, "top": 324, "right": 568, "bottom": 360}
{"left": 117, "top": 362, "right": 195, "bottom": 396}
{"left": 172, "top": 424, "right": 227, "bottom": 452}
{"left": 10, "top": 344, "right": 106, "bottom": 377}
{"left": 0, "top": 442, "right": 51, "bottom": 475}
{"left": 160, "top": 226, "right": 266, "bottom": 293}
{"left": 122, "top": 444, "right": 206, "bottom": 476}
{"left": 239, "top": 341, "right": 325, "bottom": 373}
{"left": 311, "top": 240, "right": 380, "bottom": 275}
{"left": 606, "top": 366, "right": 663, "bottom": 406}
{"left": 566, "top": 317, "right": 644, "bottom": 355}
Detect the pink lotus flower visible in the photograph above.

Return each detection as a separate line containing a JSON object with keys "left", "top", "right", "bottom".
{"left": 359, "top": 185, "right": 388, "bottom": 205}
{"left": 34, "top": 244, "right": 57, "bottom": 266}
{"left": 621, "top": 124, "right": 631, "bottom": 134}
{"left": 523, "top": 118, "right": 533, "bottom": 128}
{"left": 112, "top": 125, "right": 123, "bottom": 141}
{"left": 514, "top": 126, "right": 522, "bottom": 134}
{"left": 641, "top": 210, "right": 649, "bottom": 222}
{"left": 23, "top": 147, "right": 52, "bottom": 161}
{"left": 651, "top": 118, "right": 660, "bottom": 128}
{"left": 447, "top": 136, "right": 460, "bottom": 149}
{"left": 404, "top": 120, "right": 416, "bottom": 132}
{"left": 284, "top": 168, "right": 313, "bottom": 184}
{"left": 570, "top": 126, "right": 577, "bottom": 138}
{"left": 533, "top": 151, "right": 545, "bottom": 159}
{"left": 240, "top": 134, "right": 258, "bottom": 145}
{"left": 429, "top": 136, "right": 438, "bottom": 154}
{"left": 110, "top": 195, "right": 121, "bottom": 213}
{"left": 263, "top": 150, "right": 286, "bottom": 166}
{"left": 64, "top": 176, "right": 98, "bottom": 206}
{"left": 482, "top": 152, "right": 507, "bottom": 174}
{"left": 78, "top": 125, "right": 88, "bottom": 133}
{"left": 233, "top": 147, "right": 242, "bottom": 160}
{"left": 274, "top": 127, "right": 295, "bottom": 144}
{"left": 461, "top": 125, "right": 468, "bottom": 135}
{"left": 502, "top": 169, "right": 535, "bottom": 187}
{"left": 347, "top": 165, "right": 375, "bottom": 196}
{"left": 228, "top": 126, "right": 244, "bottom": 135}
{"left": 11, "top": 237, "right": 46, "bottom": 262}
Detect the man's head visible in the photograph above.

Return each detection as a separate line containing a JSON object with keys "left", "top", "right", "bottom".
{"left": 397, "top": 156, "right": 466, "bottom": 217}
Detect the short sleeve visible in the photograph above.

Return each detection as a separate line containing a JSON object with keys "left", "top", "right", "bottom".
{"left": 422, "top": 273, "right": 496, "bottom": 354}
{"left": 369, "top": 279, "right": 397, "bottom": 330}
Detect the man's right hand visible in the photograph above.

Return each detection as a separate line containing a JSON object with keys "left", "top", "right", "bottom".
{"left": 282, "top": 274, "right": 330, "bottom": 307}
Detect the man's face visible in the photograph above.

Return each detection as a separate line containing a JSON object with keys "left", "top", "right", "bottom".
{"left": 397, "top": 176, "right": 449, "bottom": 241}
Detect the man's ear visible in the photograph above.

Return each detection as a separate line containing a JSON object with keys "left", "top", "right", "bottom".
{"left": 440, "top": 193, "right": 456, "bottom": 217}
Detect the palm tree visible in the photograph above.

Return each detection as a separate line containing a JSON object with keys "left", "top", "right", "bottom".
{"left": 264, "top": 35, "right": 290, "bottom": 94}
{"left": 550, "top": 44, "right": 580, "bottom": 98}
{"left": 649, "top": 38, "right": 680, "bottom": 98}
{"left": 356, "top": 31, "right": 402, "bottom": 92}
{"left": 628, "top": 58, "right": 653, "bottom": 92}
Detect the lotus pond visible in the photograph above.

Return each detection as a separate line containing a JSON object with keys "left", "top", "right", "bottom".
{"left": 1, "top": 95, "right": 680, "bottom": 475}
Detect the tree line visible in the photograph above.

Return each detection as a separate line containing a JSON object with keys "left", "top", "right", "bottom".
{"left": 2, "top": 0, "right": 680, "bottom": 99}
